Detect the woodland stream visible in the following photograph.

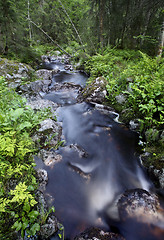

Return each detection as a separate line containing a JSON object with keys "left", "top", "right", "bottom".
{"left": 37, "top": 59, "right": 164, "bottom": 240}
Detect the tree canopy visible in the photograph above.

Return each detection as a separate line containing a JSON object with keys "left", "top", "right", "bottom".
{"left": 0, "top": 0, "right": 163, "bottom": 60}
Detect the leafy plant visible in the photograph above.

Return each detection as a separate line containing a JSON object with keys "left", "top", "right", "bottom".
{"left": 85, "top": 49, "right": 164, "bottom": 165}
{"left": 0, "top": 76, "right": 58, "bottom": 238}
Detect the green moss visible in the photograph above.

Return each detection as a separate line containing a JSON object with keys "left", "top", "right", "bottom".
{"left": 143, "top": 143, "right": 164, "bottom": 170}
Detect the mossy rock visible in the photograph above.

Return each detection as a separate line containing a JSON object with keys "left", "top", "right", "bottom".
{"left": 0, "top": 57, "right": 35, "bottom": 86}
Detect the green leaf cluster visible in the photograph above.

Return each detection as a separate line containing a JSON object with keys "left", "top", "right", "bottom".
{"left": 0, "top": 76, "right": 53, "bottom": 239}
{"left": 85, "top": 49, "right": 164, "bottom": 155}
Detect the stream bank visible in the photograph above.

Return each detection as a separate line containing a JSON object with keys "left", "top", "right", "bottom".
{"left": 1, "top": 54, "right": 164, "bottom": 239}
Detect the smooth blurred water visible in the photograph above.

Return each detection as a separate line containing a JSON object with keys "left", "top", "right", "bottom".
{"left": 41, "top": 60, "right": 163, "bottom": 240}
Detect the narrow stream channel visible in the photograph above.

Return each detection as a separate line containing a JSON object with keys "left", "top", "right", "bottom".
{"left": 39, "top": 59, "right": 164, "bottom": 240}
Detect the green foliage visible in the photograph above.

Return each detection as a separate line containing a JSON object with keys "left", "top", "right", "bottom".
{"left": 85, "top": 49, "right": 164, "bottom": 149}
{"left": 0, "top": 76, "right": 55, "bottom": 238}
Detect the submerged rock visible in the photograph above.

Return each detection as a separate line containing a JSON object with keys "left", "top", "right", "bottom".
{"left": 74, "top": 227, "right": 125, "bottom": 240}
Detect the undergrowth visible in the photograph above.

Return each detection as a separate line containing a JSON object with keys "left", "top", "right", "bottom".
{"left": 85, "top": 49, "right": 164, "bottom": 167}
{"left": 0, "top": 77, "right": 53, "bottom": 239}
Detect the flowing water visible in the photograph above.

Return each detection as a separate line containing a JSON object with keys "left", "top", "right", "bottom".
{"left": 40, "top": 60, "right": 164, "bottom": 240}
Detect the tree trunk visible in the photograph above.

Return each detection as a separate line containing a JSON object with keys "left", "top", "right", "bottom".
{"left": 57, "top": 0, "right": 85, "bottom": 51}
{"left": 28, "top": 0, "right": 32, "bottom": 45}
{"left": 30, "top": 20, "right": 72, "bottom": 57}
{"left": 157, "top": 21, "right": 164, "bottom": 57}
{"left": 99, "top": 0, "right": 104, "bottom": 53}
{"left": 120, "top": 0, "right": 130, "bottom": 48}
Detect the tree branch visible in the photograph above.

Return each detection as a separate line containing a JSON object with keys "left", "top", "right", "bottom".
{"left": 29, "top": 19, "right": 72, "bottom": 57}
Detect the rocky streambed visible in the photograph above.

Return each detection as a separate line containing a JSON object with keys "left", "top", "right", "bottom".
{"left": 1, "top": 55, "right": 164, "bottom": 240}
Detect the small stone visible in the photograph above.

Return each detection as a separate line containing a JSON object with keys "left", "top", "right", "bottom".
{"left": 115, "top": 94, "right": 126, "bottom": 104}
{"left": 129, "top": 119, "right": 140, "bottom": 131}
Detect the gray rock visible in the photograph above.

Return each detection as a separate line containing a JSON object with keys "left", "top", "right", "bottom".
{"left": 0, "top": 58, "right": 34, "bottom": 86}
{"left": 36, "top": 190, "right": 48, "bottom": 216}
{"left": 27, "top": 99, "right": 58, "bottom": 113}
{"left": 160, "top": 130, "right": 164, "bottom": 142}
{"left": 129, "top": 119, "right": 140, "bottom": 131}
{"left": 41, "top": 55, "right": 51, "bottom": 63}
{"left": 115, "top": 94, "right": 126, "bottom": 104}
{"left": 153, "top": 168, "right": 164, "bottom": 188}
{"left": 126, "top": 77, "right": 133, "bottom": 82}
{"left": 39, "top": 215, "right": 58, "bottom": 239}
{"left": 145, "top": 128, "right": 160, "bottom": 142}
{"left": 54, "top": 51, "right": 61, "bottom": 56}
{"left": 118, "top": 189, "right": 161, "bottom": 221}
{"left": 38, "top": 149, "right": 62, "bottom": 166}
{"left": 38, "top": 119, "right": 59, "bottom": 133}
{"left": 78, "top": 77, "right": 108, "bottom": 104}
{"left": 32, "top": 119, "right": 62, "bottom": 149}
{"left": 36, "top": 169, "right": 48, "bottom": 191}
{"left": 19, "top": 80, "right": 52, "bottom": 95}
{"left": 64, "top": 65, "right": 74, "bottom": 71}
{"left": 36, "top": 69, "right": 53, "bottom": 80}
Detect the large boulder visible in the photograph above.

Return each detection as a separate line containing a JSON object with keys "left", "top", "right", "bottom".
{"left": 117, "top": 189, "right": 164, "bottom": 240}
{"left": 19, "top": 79, "right": 52, "bottom": 96}
{"left": 78, "top": 77, "right": 108, "bottom": 104}
{"left": 118, "top": 189, "right": 160, "bottom": 221}
{"left": 0, "top": 57, "right": 34, "bottom": 87}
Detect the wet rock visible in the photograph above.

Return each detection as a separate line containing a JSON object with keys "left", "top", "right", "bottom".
{"left": 118, "top": 189, "right": 164, "bottom": 240}
{"left": 74, "top": 227, "right": 125, "bottom": 240}
{"left": 52, "top": 67, "right": 60, "bottom": 74}
{"left": 36, "top": 190, "right": 48, "bottom": 215}
{"left": 32, "top": 119, "right": 62, "bottom": 149}
{"left": 129, "top": 119, "right": 140, "bottom": 131}
{"left": 41, "top": 55, "right": 51, "bottom": 64}
{"left": 36, "top": 169, "right": 48, "bottom": 191}
{"left": 27, "top": 99, "right": 58, "bottom": 113}
{"left": 50, "top": 82, "right": 82, "bottom": 92}
{"left": 118, "top": 189, "right": 161, "bottom": 221}
{"left": 38, "top": 119, "right": 60, "bottom": 134}
{"left": 70, "top": 144, "right": 88, "bottom": 158}
{"left": 39, "top": 215, "right": 59, "bottom": 239}
{"left": 160, "top": 130, "right": 164, "bottom": 142}
{"left": 78, "top": 77, "right": 108, "bottom": 104}
{"left": 19, "top": 79, "right": 52, "bottom": 95}
{"left": 36, "top": 191, "right": 60, "bottom": 239}
{"left": 38, "top": 149, "right": 62, "bottom": 167}
{"left": 64, "top": 65, "right": 74, "bottom": 71}
{"left": 36, "top": 69, "right": 53, "bottom": 80}
{"left": 152, "top": 168, "right": 164, "bottom": 189}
